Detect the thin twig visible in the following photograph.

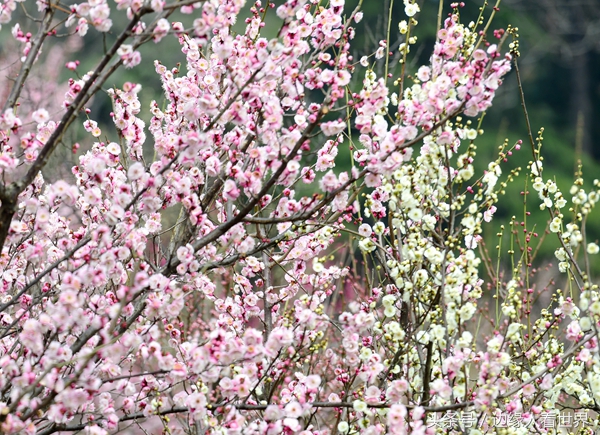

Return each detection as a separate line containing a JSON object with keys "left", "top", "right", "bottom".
{"left": 3, "top": 2, "right": 55, "bottom": 112}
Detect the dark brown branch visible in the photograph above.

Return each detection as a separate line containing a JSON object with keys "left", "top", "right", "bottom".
{"left": 0, "top": 235, "right": 91, "bottom": 316}
{"left": 165, "top": 106, "right": 328, "bottom": 273}
{"left": 16, "top": 10, "right": 150, "bottom": 193}
{"left": 35, "top": 399, "right": 481, "bottom": 434}
{"left": 0, "top": 9, "right": 151, "bottom": 254}
{"left": 37, "top": 407, "right": 189, "bottom": 435}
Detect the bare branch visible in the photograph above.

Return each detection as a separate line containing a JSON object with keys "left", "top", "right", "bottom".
{"left": 2, "top": 2, "right": 55, "bottom": 113}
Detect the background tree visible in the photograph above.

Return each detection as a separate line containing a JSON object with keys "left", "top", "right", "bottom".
{"left": 503, "top": 0, "right": 600, "bottom": 158}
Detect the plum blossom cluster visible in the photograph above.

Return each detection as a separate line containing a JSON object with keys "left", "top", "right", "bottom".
{"left": 352, "top": 17, "right": 511, "bottom": 185}
{"left": 0, "top": 0, "right": 598, "bottom": 434}
{"left": 346, "top": 13, "right": 600, "bottom": 435}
